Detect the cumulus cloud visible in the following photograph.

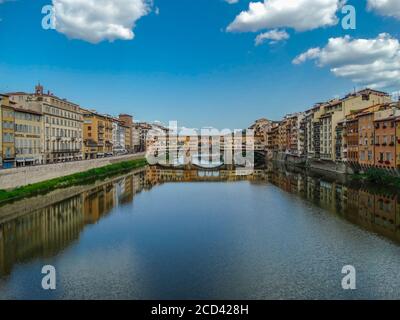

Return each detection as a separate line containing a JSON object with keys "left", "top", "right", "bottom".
{"left": 225, "top": 0, "right": 239, "bottom": 3}
{"left": 367, "top": 0, "right": 400, "bottom": 19}
{"left": 293, "top": 33, "right": 400, "bottom": 89}
{"left": 227, "top": 0, "right": 345, "bottom": 32}
{"left": 255, "top": 29, "right": 289, "bottom": 45}
{"left": 52, "top": 0, "right": 151, "bottom": 43}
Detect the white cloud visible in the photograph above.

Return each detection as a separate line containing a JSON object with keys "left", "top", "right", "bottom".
{"left": 52, "top": 0, "right": 151, "bottom": 44}
{"left": 225, "top": 0, "right": 239, "bottom": 4}
{"left": 255, "top": 29, "right": 289, "bottom": 45}
{"left": 293, "top": 33, "right": 400, "bottom": 89}
{"left": 227, "top": 0, "right": 345, "bottom": 32}
{"left": 367, "top": 0, "right": 400, "bottom": 19}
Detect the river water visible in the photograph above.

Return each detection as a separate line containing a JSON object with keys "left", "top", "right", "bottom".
{"left": 1, "top": 165, "right": 400, "bottom": 299}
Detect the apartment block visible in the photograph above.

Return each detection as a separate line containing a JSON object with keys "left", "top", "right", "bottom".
{"left": 81, "top": 109, "right": 114, "bottom": 159}
{"left": 249, "top": 118, "right": 276, "bottom": 152}
{"left": 112, "top": 119, "right": 127, "bottom": 155}
{"left": 319, "top": 89, "right": 391, "bottom": 162}
{"left": 335, "top": 120, "right": 345, "bottom": 161}
{"left": 305, "top": 103, "right": 325, "bottom": 160}
{"left": 8, "top": 85, "right": 84, "bottom": 163}
{"left": 345, "top": 117, "right": 359, "bottom": 164}
{"left": 397, "top": 117, "right": 400, "bottom": 169}
{"left": 14, "top": 106, "right": 43, "bottom": 166}
{"left": 374, "top": 107, "right": 399, "bottom": 169}
{"left": 119, "top": 114, "right": 133, "bottom": 153}
{"left": 357, "top": 110, "right": 375, "bottom": 167}
{"left": 0, "top": 95, "right": 15, "bottom": 169}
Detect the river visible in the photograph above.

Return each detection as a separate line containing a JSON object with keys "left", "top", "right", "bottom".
{"left": 1, "top": 165, "right": 400, "bottom": 299}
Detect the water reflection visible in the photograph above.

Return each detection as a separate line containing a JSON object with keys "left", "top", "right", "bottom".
{"left": 0, "top": 172, "right": 142, "bottom": 277}
{"left": 264, "top": 167, "right": 400, "bottom": 244}
{"left": 0, "top": 165, "right": 400, "bottom": 281}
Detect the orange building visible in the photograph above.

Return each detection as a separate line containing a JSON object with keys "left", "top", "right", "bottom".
{"left": 81, "top": 109, "right": 113, "bottom": 159}
{"left": 119, "top": 114, "right": 133, "bottom": 153}
{"left": 345, "top": 118, "right": 359, "bottom": 164}
{"left": 357, "top": 111, "right": 375, "bottom": 168}
{"left": 374, "top": 116, "right": 396, "bottom": 169}
{"left": 397, "top": 117, "right": 400, "bottom": 169}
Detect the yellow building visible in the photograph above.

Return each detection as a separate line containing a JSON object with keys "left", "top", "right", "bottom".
{"left": 0, "top": 95, "right": 3, "bottom": 168}
{"left": 8, "top": 85, "right": 84, "bottom": 163}
{"left": 396, "top": 111, "right": 400, "bottom": 169}
{"left": 318, "top": 89, "right": 391, "bottom": 161}
{"left": 0, "top": 95, "right": 15, "bottom": 169}
{"left": 14, "top": 106, "right": 43, "bottom": 166}
{"left": 81, "top": 109, "right": 113, "bottom": 159}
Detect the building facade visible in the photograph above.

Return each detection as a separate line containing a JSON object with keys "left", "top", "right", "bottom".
{"left": 374, "top": 116, "right": 397, "bottom": 169}
{"left": 119, "top": 114, "right": 133, "bottom": 153}
{"left": 0, "top": 95, "right": 15, "bottom": 169}
{"left": 112, "top": 119, "right": 127, "bottom": 155}
{"left": 14, "top": 106, "right": 43, "bottom": 166}
{"left": 8, "top": 85, "right": 84, "bottom": 164}
{"left": 81, "top": 109, "right": 114, "bottom": 159}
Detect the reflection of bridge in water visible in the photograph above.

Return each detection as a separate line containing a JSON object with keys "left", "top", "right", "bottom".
{"left": 155, "top": 151, "right": 265, "bottom": 170}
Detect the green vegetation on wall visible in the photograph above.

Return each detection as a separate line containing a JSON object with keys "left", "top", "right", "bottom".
{"left": 0, "top": 158, "right": 147, "bottom": 204}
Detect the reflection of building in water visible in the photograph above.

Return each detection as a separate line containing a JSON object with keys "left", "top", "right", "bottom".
{"left": 0, "top": 173, "right": 145, "bottom": 276}
{"left": 83, "top": 176, "right": 137, "bottom": 224}
{"left": 2, "top": 166, "right": 400, "bottom": 277}
{"left": 83, "top": 183, "right": 115, "bottom": 224}
{"left": 144, "top": 166, "right": 268, "bottom": 185}
{"left": 0, "top": 194, "right": 84, "bottom": 276}
{"left": 146, "top": 166, "right": 400, "bottom": 241}
{"left": 119, "top": 176, "right": 134, "bottom": 204}
{"left": 265, "top": 168, "right": 400, "bottom": 243}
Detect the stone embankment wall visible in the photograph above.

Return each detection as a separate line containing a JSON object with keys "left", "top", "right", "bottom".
{"left": 307, "top": 160, "right": 354, "bottom": 175}
{"left": 0, "top": 153, "right": 145, "bottom": 190}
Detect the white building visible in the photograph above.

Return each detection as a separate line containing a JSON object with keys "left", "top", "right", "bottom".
{"left": 112, "top": 120, "right": 126, "bottom": 155}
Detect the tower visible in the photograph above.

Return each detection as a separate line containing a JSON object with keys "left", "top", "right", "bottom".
{"left": 35, "top": 83, "right": 44, "bottom": 96}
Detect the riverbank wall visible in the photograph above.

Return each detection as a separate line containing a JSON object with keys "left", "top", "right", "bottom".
{"left": 268, "top": 151, "right": 355, "bottom": 175}
{"left": 0, "top": 153, "right": 145, "bottom": 190}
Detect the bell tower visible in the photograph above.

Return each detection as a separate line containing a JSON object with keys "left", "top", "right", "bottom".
{"left": 35, "top": 83, "right": 44, "bottom": 96}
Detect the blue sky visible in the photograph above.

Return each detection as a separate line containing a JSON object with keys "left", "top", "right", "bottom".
{"left": 0, "top": 0, "right": 399, "bottom": 129}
